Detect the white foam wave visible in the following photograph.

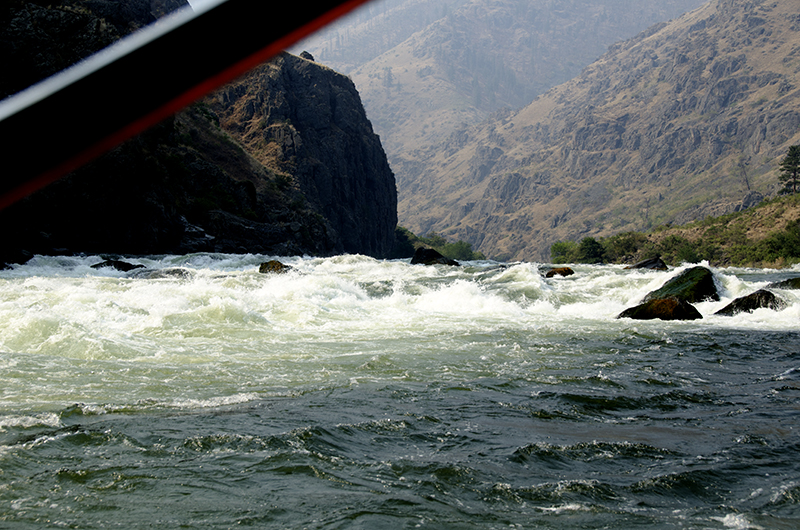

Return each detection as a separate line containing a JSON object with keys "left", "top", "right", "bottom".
{"left": 1, "top": 254, "right": 798, "bottom": 409}
{"left": 0, "top": 412, "right": 62, "bottom": 431}
{"left": 538, "top": 503, "right": 592, "bottom": 514}
{"left": 168, "top": 392, "right": 261, "bottom": 410}
{"left": 710, "top": 513, "right": 764, "bottom": 530}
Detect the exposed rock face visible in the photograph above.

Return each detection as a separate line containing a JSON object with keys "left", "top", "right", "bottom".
{"left": 334, "top": 0, "right": 707, "bottom": 168}
{"left": 0, "top": 106, "right": 333, "bottom": 259}
{"left": 714, "top": 289, "right": 786, "bottom": 316}
{"left": 0, "top": 6, "right": 397, "bottom": 262}
{"left": 735, "top": 191, "right": 764, "bottom": 212}
{"left": 206, "top": 53, "right": 397, "bottom": 258}
{"left": 643, "top": 266, "right": 719, "bottom": 304}
{"left": 618, "top": 296, "right": 703, "bottom": 320}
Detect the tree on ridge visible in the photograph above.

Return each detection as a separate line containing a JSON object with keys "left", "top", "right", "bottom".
{"left": 779, "top": 145, "right": 800, "bottom": 194}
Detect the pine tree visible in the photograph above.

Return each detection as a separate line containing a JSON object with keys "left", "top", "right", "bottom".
{"left": 778, "top": 145, "right": 800, "bottom": 194}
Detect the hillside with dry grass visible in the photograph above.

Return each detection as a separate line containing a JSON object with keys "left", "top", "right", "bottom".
{"left": 294, "top": 0, "right": 707, "bottom": 158}
{"left": 396, "top": 0, "right": 800, "bottom": 262}
{"left": 550, "top": 192, "right": 800, "bottom": 267}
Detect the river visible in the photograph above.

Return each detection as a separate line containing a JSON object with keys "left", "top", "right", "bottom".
{"left": 1, "top": 253, "right": 798, "bottom": 528}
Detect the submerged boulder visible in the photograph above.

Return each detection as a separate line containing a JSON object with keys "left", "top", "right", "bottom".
{"left": 767, "top": 277, "right": 800, "bottom": 290}
{"left": 91, "top": 259, "right": 145, "bottom": 272}
{"left": 625, "top": 256, "right": 668, "bottom": 270}
{"left": 714, "top": 289, "right": 787, "bottom": 316}
{"left": 127, "top": 268, "right": 194, "bottom": 280}
{"left": 259, "top": 260, "right": 292, "bottom": 274}
{"left": 643, "top": 266, "right": 719, "bottom": 304}
{"left": 544, "top": 267, "right": 575, "bottom": 278}
{"left": 618, "top": 296, "right": 703, "bottom": 321}
{"left": 410, "top": 248, "right": 459, "bottom": 266}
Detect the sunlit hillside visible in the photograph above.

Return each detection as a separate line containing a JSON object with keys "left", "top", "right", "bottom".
{"left": 394, "top": 0, "right": 800, "bottom": 261}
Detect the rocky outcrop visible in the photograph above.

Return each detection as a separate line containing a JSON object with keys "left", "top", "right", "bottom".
{"left": 643, "top": 266, "right": 719, "bottom": 304}
{"left": 0, "top": 5, "right": 398, "bottom": 262}
{"left": 0, "top": 95, "right": 378, "bottom": 260}
{"left": 618, "top": 265, "right": 718, "bottom": 320}
{"left": 618, "top": 296, "right": 703, "bottom": 321}
{"left": 127, "top": 267, "right": 194, "bottom": 280}
{"left": 206, "top": 53, "right": 397, "bottom": 258}
{"left": 714, "top": 289, "right": 786, "bottom": 316}
{"left": 91, "top": 259, "right": 145, "bottom": 272}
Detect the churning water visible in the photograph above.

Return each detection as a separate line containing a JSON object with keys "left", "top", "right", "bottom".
{"left": 0, "top": 253, "right": 798, "bottom": 528}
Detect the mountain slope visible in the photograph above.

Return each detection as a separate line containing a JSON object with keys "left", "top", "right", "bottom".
{"left": 397, "top": 0, "right": 800, "bottom": 261}
{"left": 298, "top": 0, "right": 707, "bottom": 160}
{"left": 290, "top": 0, "right": 469, "bottom": 74}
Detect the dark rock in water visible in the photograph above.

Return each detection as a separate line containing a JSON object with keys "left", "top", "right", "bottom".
{"left": 618, "top": 296, "right": 703, "bottom": 321}
{"left": 767, "top": 277, "right": 800, "bottom": 290}
{"left": 643, "top": 266, "right": 719, "bottom": 304}
{"left": 127, "top": 268, "right": 194, "bottom": 280}
{"left": 625, "top": 256, "right": 668, "bottom": 270}
{"left": 715, "top": 289, "right": 787, "bottom": 316}
{"left": 410, "top": 248, "right": 459, "bottom": 266}
{"left": 91, "top": 259, "right": 145, "bottom": 272}
{"left": 544, "top": 267, "right": 575, "bottom": 278}
{"left": 259, "top": 260, "right": 292, "bottom": 274}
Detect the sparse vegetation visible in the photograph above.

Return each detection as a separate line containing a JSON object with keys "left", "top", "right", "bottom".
{"left": 550, "top": 193, "right": 800, "bottom": 267}
{"left": 194, "top": 102, "right": 221, "bottom": 128}
{"left": 274, "top": 173, "right": 293, "bottom": 191}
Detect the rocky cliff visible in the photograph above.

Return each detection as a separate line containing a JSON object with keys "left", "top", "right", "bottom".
{"left": 0, "top": 4, "right": 398, "bottom": 263}
{"left": 205, "top": 53, "right": 397, "bottom": 258}
{"left": 396, "top": 0, "right": 800, "bottom": 261}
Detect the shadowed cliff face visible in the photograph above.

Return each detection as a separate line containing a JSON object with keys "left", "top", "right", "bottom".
{"left": 0, "top": 104, "right": 348, "bottom": 262}
{"left": 207, "top": 53, "right": 398, "bottom": 258}
{"left": 0, "top": 6, "right": 398, "bottom": 262}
